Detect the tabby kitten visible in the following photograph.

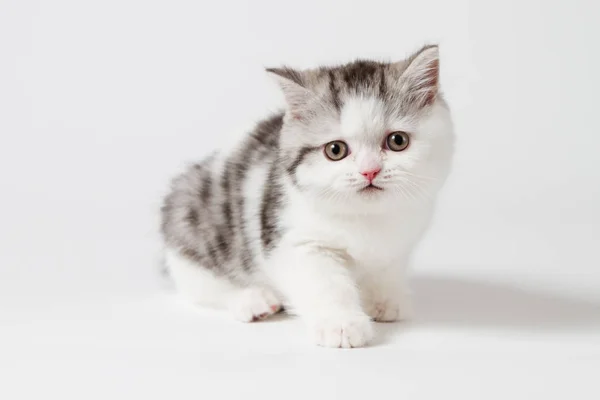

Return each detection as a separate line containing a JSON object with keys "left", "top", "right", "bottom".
{"left": 161, "top": 45, "right": 454, "bottom": 348}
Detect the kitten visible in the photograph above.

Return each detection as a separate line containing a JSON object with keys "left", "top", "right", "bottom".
{"left": 161, "top": 45, "right": 454, "bottom": 348}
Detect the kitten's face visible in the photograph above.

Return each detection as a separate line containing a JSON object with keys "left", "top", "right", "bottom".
{"left": 271, "top": 46, "right": 454, "bottom": 212}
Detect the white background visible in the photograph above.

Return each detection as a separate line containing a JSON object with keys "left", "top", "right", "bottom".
{"left": 1, "top": 1, "right": 599, "bottom": 399}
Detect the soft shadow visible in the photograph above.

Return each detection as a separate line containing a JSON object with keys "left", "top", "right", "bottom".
{"left": 410, "top": 275, "right": 600, "bottom": 331}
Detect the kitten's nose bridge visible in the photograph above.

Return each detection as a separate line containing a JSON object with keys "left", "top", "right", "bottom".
{"left": 357, "top": 151, "right": 382, "bottom": 181}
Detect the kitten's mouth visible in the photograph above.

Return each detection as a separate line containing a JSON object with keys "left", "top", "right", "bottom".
{"left": 360, "top": 184, "right": 383, "bottom": 193}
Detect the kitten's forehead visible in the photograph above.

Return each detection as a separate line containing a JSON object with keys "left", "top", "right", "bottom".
{"left": 278, "top": 49, "right": 440, "bottom": 147}
{"left": 309, "top": 60, "right": 398, "bottom": 108}
{"left": 339, "top": 96, "right": 387, "bottom": 142}
{"left": 309, "top": 60, "right": 411, "bottom": 127}
{"left": 328, "top": 60, "right": 390, "bottom": 100}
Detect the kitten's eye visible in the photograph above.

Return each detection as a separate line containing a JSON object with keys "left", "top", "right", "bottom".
{"left": 324, "top": 141, "right": 349, "bottom": 161}
{"left": 386, "top": 131, "right": 410, "bottom": 152}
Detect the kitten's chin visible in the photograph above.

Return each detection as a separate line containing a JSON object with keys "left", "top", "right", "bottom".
{"left": 306, "top": 188, "right": 394, "bottom": 216}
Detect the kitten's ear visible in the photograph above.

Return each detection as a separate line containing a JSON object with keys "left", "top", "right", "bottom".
{"left": 266, "top": 67, "right": 313, "bottom": 118}
{"left": 396, "top": 45, "right": 440, "bottom": 109}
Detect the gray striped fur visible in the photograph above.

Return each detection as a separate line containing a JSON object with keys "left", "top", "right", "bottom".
{"left": 160, "top": 46, "right": 439, "bottom": 281}
{"left": 161, "top": 114, "right": 284, "bottom": 280}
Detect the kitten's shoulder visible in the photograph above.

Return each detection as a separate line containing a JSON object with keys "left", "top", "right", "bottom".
{"left": 245, "top": 112, "right": 284, "bottom": 151}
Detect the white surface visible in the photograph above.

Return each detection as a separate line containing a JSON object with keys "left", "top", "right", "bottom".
{"left": 1, "top": 1, "right": 599, "bottom": 399}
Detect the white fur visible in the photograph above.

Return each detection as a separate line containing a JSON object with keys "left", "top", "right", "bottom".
{"left": 271, "top": 93, "right": 453, "bottom": 347}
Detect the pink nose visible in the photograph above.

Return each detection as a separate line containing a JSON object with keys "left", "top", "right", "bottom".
{"left": 361, "top": 168, "right": 381, "bottom": 182}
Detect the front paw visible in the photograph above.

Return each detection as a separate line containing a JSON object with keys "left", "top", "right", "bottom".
{"left": 309, "top": 313, "right": 374, "bottom": 348}
{"left": 365, "top": 298, "right": 414, "bottom": 322}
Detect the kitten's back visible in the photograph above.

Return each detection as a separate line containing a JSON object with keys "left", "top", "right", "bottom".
{"left": 160, "top": 113, "right": 285, "bottom": 281}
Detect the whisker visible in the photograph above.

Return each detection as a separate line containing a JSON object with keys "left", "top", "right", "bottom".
{"left": 397, "top": 171, "right": 437, "bottom": 181}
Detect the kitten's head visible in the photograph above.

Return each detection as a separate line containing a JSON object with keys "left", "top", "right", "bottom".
{"left": 268, "top": 45, "right": 454, "bottom": 213}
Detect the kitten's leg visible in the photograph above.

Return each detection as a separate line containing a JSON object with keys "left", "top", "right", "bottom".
{"left": 267, "top": 245, "right": 373, "bottom": 348}
{"left": 165, "top": 248, "right": 281, "bottom": 322}
{"left": 361, "top": 263, "right": 414, "bottom": 323}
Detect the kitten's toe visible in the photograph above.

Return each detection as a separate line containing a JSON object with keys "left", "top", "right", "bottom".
{"left": 309, "top": 313, "right": 373, "bottom": 348}
{"left": 230, "top": 287, "right": 282, "bottom": 322}
{"left": 367, "top": 298, "right": 414, "bottom": 322}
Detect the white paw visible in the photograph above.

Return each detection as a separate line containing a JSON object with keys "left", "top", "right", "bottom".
{"left": 309, "top": 313, "right": 374, "bottom": 348}
{"left": 229, "top": 287, "right": 282, "bottom": 322}
{"left": 366, "top": 297, "right": 414, "bottom": 322}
